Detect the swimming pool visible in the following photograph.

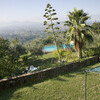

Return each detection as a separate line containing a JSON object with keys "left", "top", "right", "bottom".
{"left": 42, "top": 44, "right": 73, "bottom": 52}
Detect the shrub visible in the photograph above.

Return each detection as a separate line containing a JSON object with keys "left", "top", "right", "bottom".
{"left": 53, "top": 49, "right": 66, "bottom": 59}
{"left": 84, "top": 46, "right": 100, "bottom": 57}
{"left": 84, "top": 49, "right": 95, "bottom": 57}
{"left": 53, "top": 49, "right": 76, "bottom": 62}
{"left": 65, "top": 50, "right": 73, "bottom": 60}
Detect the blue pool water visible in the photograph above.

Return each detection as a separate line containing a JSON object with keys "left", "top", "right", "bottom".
{"left": 42, "top": 44, "right": 73, "bottom": 52}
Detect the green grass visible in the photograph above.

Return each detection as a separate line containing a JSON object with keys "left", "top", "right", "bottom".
{"left": 1, "top": 63, "right": 100, "bottom": 100}
{"left": 20, "top": 51, "right": 93, "bottom": 72}
{"left": 27, "top": 52, "right": 60, "bottom": 70}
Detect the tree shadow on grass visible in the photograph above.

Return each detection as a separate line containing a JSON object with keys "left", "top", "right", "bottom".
{"left": 0, "top": 82, "right": 38, "bottom": 100}
{"left": 64, "top": 62, "right": 99, "bottom": 76}
{"left": 53, "top": 76, "right": 67, "bottom": 82}
{"left": 28, "top": 57, "right": 57, "bottom": 67}
{"left": 65, "top": 73, "right": 75, "bottom": 77}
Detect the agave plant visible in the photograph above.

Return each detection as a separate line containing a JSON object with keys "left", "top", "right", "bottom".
{"left": 64, "top": 8, "right": 93, "bottom": 58}
{"left": 43, "top": 3, "right": 62, "bottom": 62}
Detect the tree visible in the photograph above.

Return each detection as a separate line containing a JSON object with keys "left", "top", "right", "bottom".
{"left": 92, "top": 22, "right": 100, "bottom": 34}
{"left": 0, "top": 37, "right": 9, "bottom": 58}
{"left": 0, "top": 37, "right": 15, "bottom": 78}
{"left": 0, "top": 37, "right": 26, "bottom": 79}
{"left": 64, "top": 8, "right": 93, "bottom": 58}
{"left": 26, "top": 39, "right": 44, "bottom": 58}
{"left": 90, "top": 22, "right": 100, "bottom": 47}
{"left": 43, "top": 3, "right": 62, "bottom": 62}
{"left": 10, "top": 38, "right": 26, "bottom": 65}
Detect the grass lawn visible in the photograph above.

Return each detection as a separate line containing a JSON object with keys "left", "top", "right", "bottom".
{"left": 25, "top": 51, "right": 79, "bottom": 70}
{"left": 1, "top": 63, "right": 100, "bottom": 100}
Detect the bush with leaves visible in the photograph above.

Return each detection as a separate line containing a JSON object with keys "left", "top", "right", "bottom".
{"left": 53, "top": 49, "right": 76, "bottom": 62}
{"left": 42, "top": 36, "right": 53, "bottom": 45}
{"left": 26, "top": 39, "right": 44, "bottom": 58}
{"left": 53, "top": 49, "right": 66, "bottom": 60}
{"left": 84, "top": 46, "right": 100, "bottom": 57}
{"left": 0, "top": 37, "right": 27, "bottom": 79}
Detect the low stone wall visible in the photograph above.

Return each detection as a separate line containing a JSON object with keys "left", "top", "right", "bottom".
{"left": 0, "top": 56, "right": 99, "bottom": 90}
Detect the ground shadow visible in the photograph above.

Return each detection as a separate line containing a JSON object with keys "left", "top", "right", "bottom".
{"left": 53, "top": 76, "right": 67, "bottom": 82}
{"left": 28, "top": 57, "right": 57, "bottom": 67}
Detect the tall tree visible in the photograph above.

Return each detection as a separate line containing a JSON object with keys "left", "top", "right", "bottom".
{"left": 0, "top": 37, "right": 27, "bottom": 79}
{"left": 43, "top": 3, "right": 62, "bottom": 62}
{"left": 64, "top": 8, "right": 93, "bottom": 58}
{"left": 90, "top": 22, "right": 100, "bottom": 47}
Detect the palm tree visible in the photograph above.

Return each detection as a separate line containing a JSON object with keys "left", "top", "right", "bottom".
{"left": 64, "top": 8, "right": 93, "bottom": 58}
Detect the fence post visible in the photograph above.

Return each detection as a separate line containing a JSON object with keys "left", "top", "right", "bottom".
{"left": 84, "top": 71, "right": 87, "bottom": 100}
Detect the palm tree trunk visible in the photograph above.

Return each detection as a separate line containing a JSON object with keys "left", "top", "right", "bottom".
{"left": 80, "top": 49, "right": 82, "bottom": 58}
{"left": 75, "top": 28, "right": 82, "bottom": 58}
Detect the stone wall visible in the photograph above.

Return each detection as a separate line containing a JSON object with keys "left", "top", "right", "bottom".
{"left": 0, "top": 56, "right": 99, "bottom": 90}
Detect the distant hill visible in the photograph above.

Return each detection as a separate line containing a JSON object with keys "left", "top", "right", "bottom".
{"left": 0, "top": 22, "right": 47, "bottom": 43}
{"left": 0, "top": 21, "right": 94, "bottom": 43}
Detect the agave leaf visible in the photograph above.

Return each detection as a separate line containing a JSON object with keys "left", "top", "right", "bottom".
{"left": 48, "top": 10, "right": 51, "bottom": 12}
{"left": 45, "top": 12, "right": 48, "bottom": 15}
{"left": 49, "top": 7, "right": 52, "bottom": 9}
{"left": 49, "top": 23, "right": 54, "bottom": 26}
{"left": 55, "top": 27, "right": 59, "bottom": 30}
{"left": 45, "top": 9, "right": 48, "bottom": 11}
{"left": 47, "top": 18, "right": 51, "bottom": 20}
{"left": 43, "top": 15, "right": 46, "bottom": 17}
{"left": 52, "top": 18, "right": 58, "bottom": 20}
{"left": 57, "top": 22, "right": 60, "bottom": 24}
{"left": 51, "top": 13, "right": 56, "bottom": 16}
{"left": 47, "top": 3, "right": 51, "bottom": 8}
{"left": 52, "top": 9, "right": 55, "bottom": 11}
{"left": 43, "top": 21, "right": 47, "bottom": 25}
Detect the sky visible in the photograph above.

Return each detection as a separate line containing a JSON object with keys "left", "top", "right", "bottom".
{"left": 0, "top": 0, "right": 100, "bottom": 26}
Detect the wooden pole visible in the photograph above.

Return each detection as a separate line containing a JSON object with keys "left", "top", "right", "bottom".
{"left": 84, "top": 71, "right": 87, "bottom": 100}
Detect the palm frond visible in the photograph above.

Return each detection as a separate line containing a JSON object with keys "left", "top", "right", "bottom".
{"left": 81, "top": 16, "right": 90, "bottom": 23}
{"left": 84, "top": 33, "right": 93, "bottom": 42}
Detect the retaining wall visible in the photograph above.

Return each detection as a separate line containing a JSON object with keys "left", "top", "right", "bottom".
{"left": 0, "top": 56, "right": 99, "bottom": 90}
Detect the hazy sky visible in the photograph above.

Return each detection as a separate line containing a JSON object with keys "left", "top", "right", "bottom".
{"left": 0, "top": 0, "right": 100, "bottom": 24}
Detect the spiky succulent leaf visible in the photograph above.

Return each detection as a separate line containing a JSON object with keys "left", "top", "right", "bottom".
{"left": 52, "top": 18, "right": 58, "bottom": 20}
{"left": 49, "top": 7, "right": 52, "bottom": 9}
{"left": 46, "top": 27, "right": 50, "bottom": 29}
{"left": 43, "top": 21, "right": 47, "bottom": 25}
{"left": 57, "top": 22, "right": 60, "bottom": 24}
{"left": 51, "top": 13, "right": 56, "bottom": 16}
{"left": 45, "top": 12, "right": 48, "bottom": 15}
{"left": 47, "top": 31, "right": 50, "bottom": 34}
{"left": 45, "top": 15, "right": 49, "bottom": 18}
{"left": 64, "top": 21, "right": 73, "bottom": 26}
{"left": 47, "top": 3, "right": 51, "bottom": 8}
{"left": 45, "top": 9, "right": 48, "bottom": 11}
{"left": 52, "top": 9, "right": 55, "bottom": 11}
{"left": 44, "top": 30, "right": 47, "bottom": 32}
{"left": 48, "top": 10, "right": 51, "bottom": 12}
{"left": 49, "top": 23, "right": 54, "bottom": 26}
{"left": 43, "top": 15, "right": 46, "bottom": 17}
{"left": 47, "top": 18, "right": 51, "bottom": 20}
{"left": 55, "top": 27, "right": 59, "bottom": 30}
